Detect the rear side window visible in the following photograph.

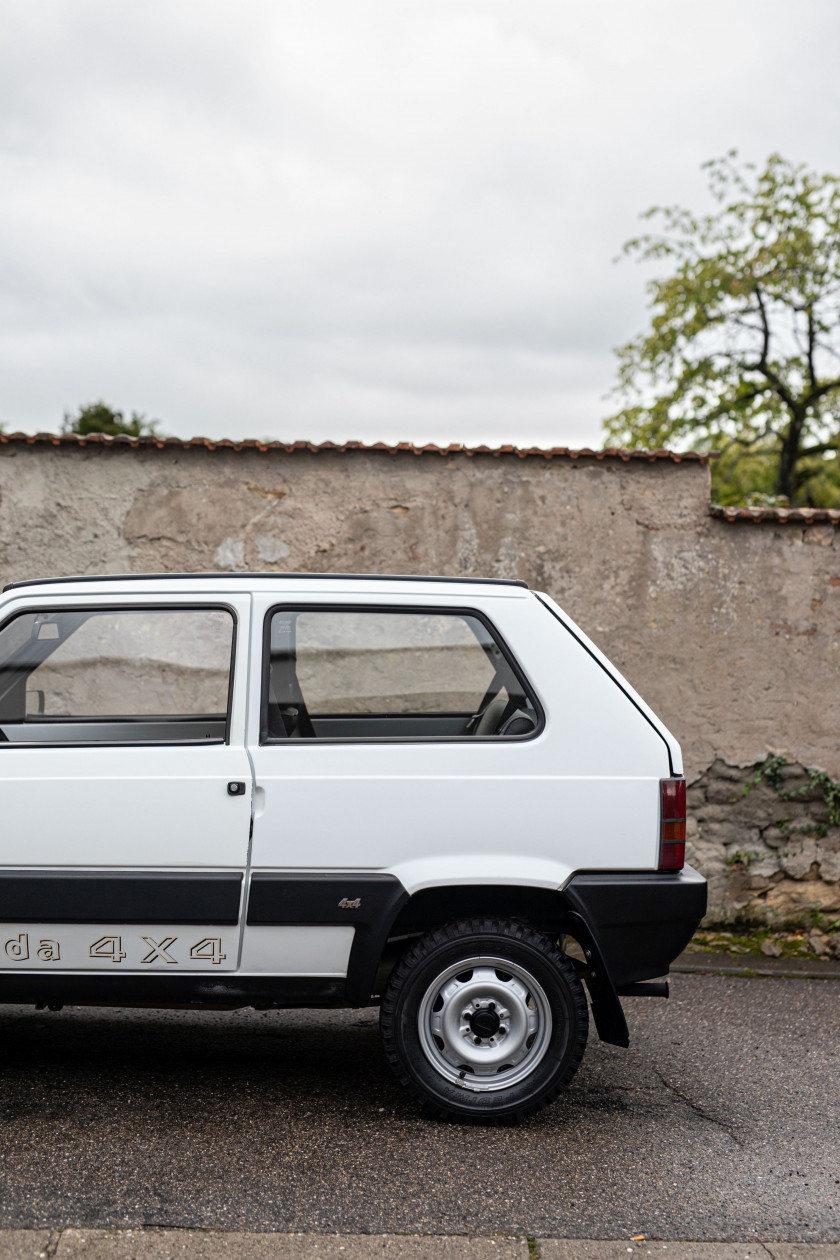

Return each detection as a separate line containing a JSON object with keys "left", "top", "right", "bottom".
{"left": 263, "top": 607, "right": 540, "bottom": 741}
{"left": 0, "top": 607, "right": 235, "bottom": 745}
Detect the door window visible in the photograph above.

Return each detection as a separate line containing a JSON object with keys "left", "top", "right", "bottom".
{"left": 263, "top": 607, "right": 540, "bottom": 740}
{"left": 0, "top": 607, "right": 235, "bottom": 744}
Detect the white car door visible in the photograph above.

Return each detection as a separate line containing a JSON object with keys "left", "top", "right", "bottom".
{"left": 242, "top": 591, "right": 549, "bottom": 984}
{"left": 0, "top": 592, "right": 252, "bottom": 975}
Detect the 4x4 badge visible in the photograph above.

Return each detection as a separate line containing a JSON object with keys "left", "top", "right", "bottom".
{"left": 140, "top": 935, "right": 178, "bottom": 964}
{"left": 338, "top": 897, "right": 361, "bottom": 909}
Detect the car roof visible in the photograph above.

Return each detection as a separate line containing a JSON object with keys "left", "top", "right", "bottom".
{"left": 2, "top": 572, "right": 529, "bottom": 598}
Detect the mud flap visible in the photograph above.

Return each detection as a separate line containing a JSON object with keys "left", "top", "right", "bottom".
{"left": 566, "top": 910, "right": 630, "bottom": 1048}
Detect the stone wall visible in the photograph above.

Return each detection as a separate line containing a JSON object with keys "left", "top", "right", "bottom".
{"left": 1, "top": 434, "right": 839, "bottom": 925}
{"left": 688, "top": 757, "right": 840, "bottom": 926}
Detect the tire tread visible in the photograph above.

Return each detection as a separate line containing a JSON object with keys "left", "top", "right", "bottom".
{"left": 380, "top": 916, "right": 589, "bottom": 1124}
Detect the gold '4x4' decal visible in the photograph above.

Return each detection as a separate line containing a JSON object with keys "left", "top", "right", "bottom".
{"left": 3, "top": 932, "right": 228, "bottom": 965}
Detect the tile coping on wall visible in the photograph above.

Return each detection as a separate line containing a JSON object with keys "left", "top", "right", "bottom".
{"left": 709, "top": 504, "right": 840, "bottom": 525}
{"left": 0, "top": 431, "right": 714, "bottom": 462}
{"left": 4, "top": 433, "right": 838, "bottom": 523}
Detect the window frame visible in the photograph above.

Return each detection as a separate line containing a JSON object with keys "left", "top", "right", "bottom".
{"left": 0, "top": 602, "right": 239, "bottom": 748}
{"left": 259, "top": 602, "right": 545, "bottom": 745}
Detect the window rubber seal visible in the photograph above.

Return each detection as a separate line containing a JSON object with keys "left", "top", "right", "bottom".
{"left": 0, "top": 601, "right": 239, "bottom": 749}
{"left": 259, "top": 601, "right": 545, "bottom": 746}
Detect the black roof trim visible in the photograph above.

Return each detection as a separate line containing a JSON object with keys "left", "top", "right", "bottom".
{"left": 3, "top": 572, "right": 529, "bottom": 593}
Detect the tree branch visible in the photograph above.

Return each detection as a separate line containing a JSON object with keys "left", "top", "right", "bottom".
{"left": 747, "top": 286, "right": 799, "bottom": 410}
{"left": 806, "top": 307, "right": 817, "bottom": 391}
{"left": 726, "top": 423, "right": 777, "bottom": 449}
{"left": 799, "top": 440, "right": 840, "bottom": 457}
{"left": 803, "top": 374, "right": 840, "bottom": 406}
{"left": 705, "top": 385, "right": 773, "bottom": 421}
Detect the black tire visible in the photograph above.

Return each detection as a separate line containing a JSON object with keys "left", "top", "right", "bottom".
{"left": 380, "top": 916, "right": 588, "bottom": 1123}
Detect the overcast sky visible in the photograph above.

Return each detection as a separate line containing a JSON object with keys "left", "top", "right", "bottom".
{"left": 2, "top": 0, "right": 840, "bottom": 448}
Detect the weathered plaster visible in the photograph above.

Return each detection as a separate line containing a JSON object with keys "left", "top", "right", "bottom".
{"left": 1, "top": 443, "right": 838, "bottom": 921}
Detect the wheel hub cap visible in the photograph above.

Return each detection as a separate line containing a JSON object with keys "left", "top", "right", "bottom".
{"left": 469, "top": 1007, "right": 501, "bottom": 1039}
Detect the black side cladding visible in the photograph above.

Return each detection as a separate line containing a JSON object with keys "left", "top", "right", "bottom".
{"left": 0, "top": 871, "right": 243, "bottom": 925}
{"left": 246, "top": 872, "right": 409, "bottom": 1005}
{"left": 0, "top": 973, "right": 346, "bottom": 1009}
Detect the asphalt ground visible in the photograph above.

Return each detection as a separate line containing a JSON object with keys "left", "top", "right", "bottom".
{"left": 0, "top": 969, "right": 838, "bottom": 1243}
{"left": 1, "top": 1232, "right": 839, "bottom": 1258}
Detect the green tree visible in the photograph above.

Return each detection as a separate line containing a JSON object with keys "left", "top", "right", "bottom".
{"left": 62, "top": 401, "right": 161, "bottom": 438}
{"left": 604, "top": 153, "right": 840, "bottom": 506}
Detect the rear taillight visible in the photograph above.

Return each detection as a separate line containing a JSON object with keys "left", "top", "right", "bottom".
{"left": 659, "top": 778, "right": 686, "bottom": 871}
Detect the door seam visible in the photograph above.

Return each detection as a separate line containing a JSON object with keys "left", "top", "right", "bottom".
{"left": 235, "top": 591, "right": 256, "bottom": 972}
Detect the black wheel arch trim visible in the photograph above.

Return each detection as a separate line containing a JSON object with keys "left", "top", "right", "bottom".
{"left": 561, "top": 865, "right": 708, "bottom": 981}
{"left": 379, "top": 866, "right": 707, "bottom": 1046}
{"left": 246, "top": 872, "right": 409, "bottom": 1005}
{"left": 561, "top": 909, "right": 629, "bottom": 1048}
{"left": 559, "top": 865, "right": 707, "bottom": 1043}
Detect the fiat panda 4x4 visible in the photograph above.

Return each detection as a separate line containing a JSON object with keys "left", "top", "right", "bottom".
{"left": 0, "top": 572, "right": 706, "bottom": 1122}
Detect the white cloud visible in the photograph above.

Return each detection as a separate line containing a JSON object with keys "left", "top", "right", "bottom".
{"left": 1, "top": 0, "right": 840, "bottom": 446}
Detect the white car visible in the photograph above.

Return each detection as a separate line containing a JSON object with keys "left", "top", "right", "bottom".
{"left": 0, "top": 573, "right": 706, "bottom": 1122}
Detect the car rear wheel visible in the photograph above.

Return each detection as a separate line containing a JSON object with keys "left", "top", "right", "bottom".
{"left": 380, "top": 916, "right": 588, "bottom": 1123}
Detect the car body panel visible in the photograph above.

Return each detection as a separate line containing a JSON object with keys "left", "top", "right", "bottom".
{"left": 0, "top": 574, "right": 700, "bottom": 1016}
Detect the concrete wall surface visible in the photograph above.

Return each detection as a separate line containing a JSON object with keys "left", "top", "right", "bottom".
{"left": 1, "top": 435, "right": 838, "bottom": 925}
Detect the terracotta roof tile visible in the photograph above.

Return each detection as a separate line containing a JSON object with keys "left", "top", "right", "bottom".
{"left": 0, "top": 431, "right": 715, "bottom": 462}
{"left": 710, "top": 504, "right": 840, "bottom": 525}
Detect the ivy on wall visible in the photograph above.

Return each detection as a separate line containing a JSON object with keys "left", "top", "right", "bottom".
{"left": 744, "top": 755, "right": 840, "bottom": 832}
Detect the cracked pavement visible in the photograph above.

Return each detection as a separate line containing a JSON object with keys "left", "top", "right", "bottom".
{"left": 0, "top": 973, "right": 837, "bottom": 1242}
{"left": 2, "top": 1231, "right": 840, "bottom": 1258}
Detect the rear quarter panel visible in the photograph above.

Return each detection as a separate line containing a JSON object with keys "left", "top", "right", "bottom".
{"left": 247, "top": 591, "right": 673, "bottom": 895}
{"left": 392, "top": 592, "right": 672, "bottom": 892}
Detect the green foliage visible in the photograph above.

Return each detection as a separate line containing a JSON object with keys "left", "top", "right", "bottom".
{"left": 754, "top": 754, "right": 789, "bottom": 793}
{"left": 724, "top": 849, "right": 759, "bottom": 870}
{"left": 604, "top": 152, "right": 840, "bottom": 506}
{"left": 744, "top": 754, "right": 840, "bottom": 830}
{"left": 693, "top": 926, "right": 838, "bottom": 954}
{"left": 62, "top": 401, "right": 161, "bottom": 438}
{"left": 741, "top": 752, "right": 787, "bottom": 796}
{"left": 713, "top": 444, "right": 840, "bottom": 507}
{"left": 786, "top": 769, "right": 840, "bottom": 829}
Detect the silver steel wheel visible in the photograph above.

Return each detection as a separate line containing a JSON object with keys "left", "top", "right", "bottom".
{"left": 416, "top": 954, "right": 553, "bottom": 1093}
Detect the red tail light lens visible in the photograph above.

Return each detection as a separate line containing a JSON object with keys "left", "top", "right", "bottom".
{"left": 659, "top": 778, "right": 686, "bottom": 870}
